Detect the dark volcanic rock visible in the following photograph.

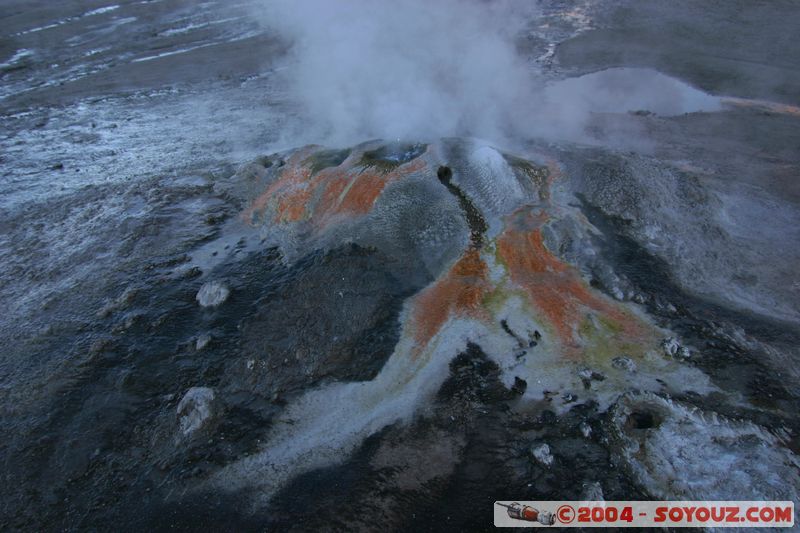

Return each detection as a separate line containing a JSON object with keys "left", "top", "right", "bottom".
{"left": 235, "top": 244, "right": 418, "bottom": 397}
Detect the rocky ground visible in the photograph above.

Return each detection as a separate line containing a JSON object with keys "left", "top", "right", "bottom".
{"left": 1, "top": 1, "right": 799, "bottom": 531}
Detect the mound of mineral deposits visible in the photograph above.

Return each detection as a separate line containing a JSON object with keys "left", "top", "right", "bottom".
{"left": 108, "top": 136, "right": 788, "bottom": 528}
{"left": 4, "top": 136, "right": 799, "bottom": 531}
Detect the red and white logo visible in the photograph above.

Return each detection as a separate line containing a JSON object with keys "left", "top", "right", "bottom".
{"left": 494, "top": 501, "right": 795, "bottom": 528}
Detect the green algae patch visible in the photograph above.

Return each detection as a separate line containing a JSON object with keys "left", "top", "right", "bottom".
{"left": 578, "top": 312, "right": 648, "bottom": 367}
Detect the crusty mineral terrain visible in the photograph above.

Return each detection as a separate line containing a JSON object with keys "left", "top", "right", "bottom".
{"left": 1, "top": 1, "right": 799, "bottom": 531}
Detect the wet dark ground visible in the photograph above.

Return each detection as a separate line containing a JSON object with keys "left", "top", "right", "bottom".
{"left": 2, "top": 1, "right": 800, "bottom": 531}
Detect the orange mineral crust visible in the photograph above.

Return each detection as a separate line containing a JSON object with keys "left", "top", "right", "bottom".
{"left": 497, "top": 209, "right": 649, "bottom": 354}
{"left": 242, "top": 146, "right": 318, "bottom": 224}
{"left": 334, "top": 157, "right": 427, "bottom": 216}
{"left": 545, "top": 158, "right": 563, "bottom": 186}
{"left": 723, "top": 97, "right": 800, "bottom": 117}
{"left": 314, "top": 156, "right": 429, "bottom": 232}
{"left": 242, "top": 147, "right": 428, "bottom": 228}
{"left": 410, "top": 248, "right": 491, "bottom": 349}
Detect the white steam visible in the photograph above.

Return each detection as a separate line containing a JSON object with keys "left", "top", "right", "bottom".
{"left": 249, "top": 1, "right": 722, "bottom": 148}
{"left": 254, "top": 0, "right": 540, "bottom": 146}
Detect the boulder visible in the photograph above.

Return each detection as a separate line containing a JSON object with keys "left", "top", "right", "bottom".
{"left": 176, "top": 387, "right": 218, "bottom": 436}
{"left": 196, "top": 281, "right": 230, "bottom": 307}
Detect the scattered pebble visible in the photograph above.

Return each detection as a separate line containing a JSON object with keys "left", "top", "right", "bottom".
{"left": 196, "top": 281, "right": 230, "bottom": 307}
{"left": 196, "top": 333, "right": 212, "bottom": 351}
{"left": 531, "top": 443, "right": 554, "bottom": 466}
{"left": 578, "top": 367, "right": 606, "bottom": 388}
{"left": 577, "top": 367, "right": 605, "bottom": 381}
{"left": 662, "top": 337, "right": 691, "bottom": 358}
{"left": 580, "top": 481, "right": 604, "bottom": 501}
{"left": 612, "top": 356, "right": 637, "bottom": 373}
{"left": 177, "top": 387, "right": 217, "bottom": 436}
{"left": 181, "top": 267, "right": 203, "bottom": 280}
{"left": 662, "top": 337, "right": 680, "bottom": 356}
{"left": 511, "top": 376, "right": 527, "bottom": 395}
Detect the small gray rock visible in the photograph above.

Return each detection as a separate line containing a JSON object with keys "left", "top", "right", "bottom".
{"left": 196, "top": 281, "right": 230, "bottom": 307}
{"left": 578, "top": 367, "right": 606, "bottom": 382}
{"left": 580, "top": 481, "right": 604, "bottom": 501}
{"left": 661, "top": 337, "right": 681, "bottom": 357}
{"left": 531, "top": 443, "right": 554, "bottom": 466}
{"left": 612, "top": 356, "right": 637, "bottom": 373}
{"left": 177, "top": 387, "right": 217, "bottom": 436}
{"left": 662, "top": 337, "right": 691, "bottom": 358}
{"left": 196, "top": 333, "right": 212, "bottom": 351}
